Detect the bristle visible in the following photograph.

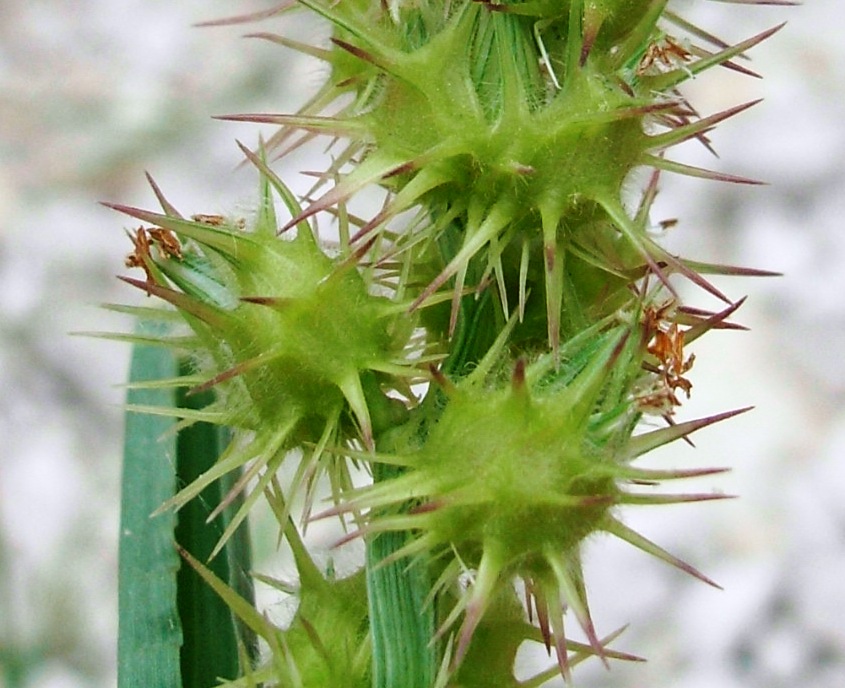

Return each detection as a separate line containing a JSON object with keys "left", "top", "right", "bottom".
{"left": 645, "top": 154, "right": 766, "bottom": 185}
{"left": 547, "top": 552, "right": 608, "bottom": 668}
{"left": 118, "top": 276, "right": 228, "bottom": 328}
{"left": 628, "top": 406, "right": 753, "bottom": 456}
{"left": 604, "top": 517, "right": 722, "bottom": 589}
{"left": 192, "top": 1, "right": 295, "bottom": 28}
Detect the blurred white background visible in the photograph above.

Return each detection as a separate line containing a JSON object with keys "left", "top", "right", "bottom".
{"left": 1, "top": 1, "right": 842, "bottom": 686}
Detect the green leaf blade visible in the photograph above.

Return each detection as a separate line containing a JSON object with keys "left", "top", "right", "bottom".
{"left": 175, "top": 368, "right": 254, "bottom": 687}
{"left": 118, "top": 322, "right": 182, "bottom": 688}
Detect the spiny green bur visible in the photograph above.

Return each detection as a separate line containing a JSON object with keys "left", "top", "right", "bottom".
{"left": 403, "top": 344, "right": 621, "bottom": 561}
{"left": 351, "top": 331, "right": 644, "bottom": 670}
{"left": 109, "top": 0, "right": 786, "bottom": 685}
{"left": 281, "top": 569, "right": 371, "bottom": 688}
{"left": 276, "top": 0, "right": 770, "bottom": 358}
{"left": 135, "top": 212, "right": 408, "bottom": 445}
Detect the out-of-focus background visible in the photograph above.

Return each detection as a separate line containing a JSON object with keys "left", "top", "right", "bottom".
{"left": 1, "top": 1, "right": 842, "bottom": 686}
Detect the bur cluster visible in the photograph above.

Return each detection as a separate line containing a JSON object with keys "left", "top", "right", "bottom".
{"left": 108, "top": 1, "right": 787, "bottom": 685}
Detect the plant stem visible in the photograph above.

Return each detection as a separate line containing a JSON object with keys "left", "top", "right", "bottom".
{"left": 366, "top": 463, "right": 436, "bottom": 688}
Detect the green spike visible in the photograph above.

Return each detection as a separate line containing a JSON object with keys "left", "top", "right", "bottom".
{"left": 118, "top": 276, "right": 231, "bottom": 329}
{"left": 153, "top": 421, "right": 294, "bottom": 516}
{"left": 603, "top": 517, "right": 721, "bottom": 588}
{"left": 628, "top": 407, "right": 752, "bottom": 457}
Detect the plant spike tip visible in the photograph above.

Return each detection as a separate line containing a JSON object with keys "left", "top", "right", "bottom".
{"left": 108, "top": 1, "right": 790, "bottom": 685}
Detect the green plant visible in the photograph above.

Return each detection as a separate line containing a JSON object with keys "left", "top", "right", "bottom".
{"left": 106, "top": 1, "right": 791, "bottom": 686}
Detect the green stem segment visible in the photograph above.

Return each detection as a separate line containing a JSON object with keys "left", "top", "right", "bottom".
{"left": 365, "top": 221, "right": 499, "bottom": 687}
{"left": 366, "top": 465, "right": 437, "bottom": 688}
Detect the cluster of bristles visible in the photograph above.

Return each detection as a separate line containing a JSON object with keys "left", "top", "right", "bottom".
{"left": 107, "top": 0, "right": 789, "bottom": 685}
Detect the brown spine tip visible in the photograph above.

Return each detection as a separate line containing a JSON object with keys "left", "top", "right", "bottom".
{"left": 428, "top": 364, "right": 456, "bottom": 395}
{"left": 511, "top": 357, "right": 526, "bottom": 392}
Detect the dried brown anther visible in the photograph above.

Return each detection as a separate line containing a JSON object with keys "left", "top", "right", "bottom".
{"left": 639, "top": 302, "right": 696, "bottom": 414}
{"left": 637, "top": 36, "right": 693, "bottom": 76}
{"left": 124, "top": 225, "right": 183, "bottom": 294}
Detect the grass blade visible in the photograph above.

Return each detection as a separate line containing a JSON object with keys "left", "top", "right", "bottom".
{"left": 118, "top": 322, "right": 181, "bottom": 688}
{"left": 174, "top": 362, "right": 253, "bottom": 687}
